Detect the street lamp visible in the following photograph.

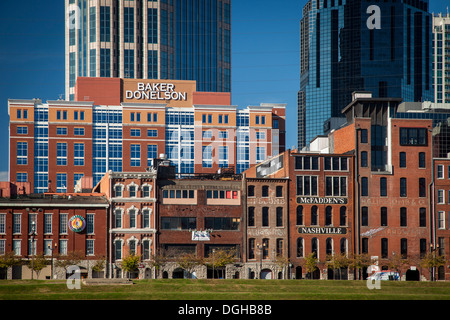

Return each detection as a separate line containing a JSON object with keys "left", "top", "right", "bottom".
{"left": 256, "top": 243, "right": 266, "bottom": 279}
{"left": 48, "top": 243, "right": 57, "bottom": 279}
{"left": 30, "top": 220, "right": 36, "bottom": 280}
{"left": 430, "top": 243, "right": 440, "bottom": 281}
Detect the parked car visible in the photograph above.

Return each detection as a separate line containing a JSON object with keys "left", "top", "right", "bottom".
{"left": 367, "top": 270, "right": 400, "bottom": 281}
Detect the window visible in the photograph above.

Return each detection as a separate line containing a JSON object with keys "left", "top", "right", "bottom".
{"left": 256, "top": 146, "right": 266, "bottom": 163}
{"left": 262, "top": 186, "right": 269, "bottom": 197}
{"left": 325, "top": 206, "right": 332, "bottom": 226}
{"left": 17, "top": 142, "right": 28, "bottom": 165}
{"left": 142, "top": 240, "right": 151, "bottom": 260}
{"left": 60, "top": 214, "right": 68, "bottom": 234}
{"left": 419, "top": 178, "right": 426, "bottom": 197}
{"left": 419, "top": 152, "right": 426, "bottom": 168}
{"left": 202, "top": 130, "right": 212, "bottom": 139}
{"left": 57, "top": 127, "right": 67, "bottom": 136}
{"left": 114, "top": 185, "right": 123, "bottom": 197}
{"left": 340, "top": 207, "right": 347, "bottom": 226}
{"left": 57, "top": 173, "right": 67, "bottom": 193}
{"left": 295, "top": 156, "right": 319, "bottom": 170}
{"left": 16, "top": 173, "right": 27, "bottom": 182}
{"left": 297, "top": 238, "right": 304, "bottom": 257}
{"left": 74, "top": 128, "right": 85, "bottom": 136}
{"left": 399, "top": 128, "right": 427, "bottom": 146}
{"left": 129, "top": 186, "right": 137, "bottom": 198}
{"left": 401, "top": 239, "right": 407, "bottom": 258}
{"left": 361, "top": 151, "right": 368, "bottom": 167}
{"left": 311, "top": 206, "right": 318, "bottom": 226}
{"left": 147, "top": 145, "right": 157, "bottom": 166}
{"left": 399, "top": 152, "right": 406, "bottom": 168}
{"left": 74, "top": 143, "right": 85, "bottom": 166}
{"left": 86, "top": 239, "right": 95, "bottom": 256}
{"left": 57, "top": 143, "right": 67, "bottom": 166}
{"left": 129, "top": 209, "right": 137, "bottom": 228}
{"left": 249, "top": 239, "right": 255, "bottom": 259}
{"left": 437, "top": 165, "right": 444, "bottom": 179}
{"left": 248, "top": 185, "right": 255, "bottom": 197}
{"left": 381, "top": 238, "right": 388, "bottom": 258}
{"left": 276, "top": 186, "right": 283, "bottom": 197}
{"left": 256, "top": 131, "right": 266, "bottom": 140}
{"left": 17, "top": 126, "right": 28, "bottom": 135}
{"left": 59, "top": 240, "right": 68, "bottom": 255}
{"left": 0, "top": 214, "right": 5, "bottom": 234}
{"left": 142, "top": 185, "right": 151, "bottom": 198}
{"left": 147, "top": 129, "right": 158, "bottom": 137}
{"left": 86, "top": 214, "right": 94, "bottom": 234}
{"left": 219, "top": 146, "right": 228, "bottom": 168}
{"left": 360, "top": 129, "right": 368, "bottom": 143}
{"left": 248, "top": 207, "right": 255, "bottom": 227}
{"left": 202, "top": 146, "right": 212, "bottom": 168}
{"left": 130, "top": 129, "right": 141, "bottom": 137}
{"left": 276, "top": 207, "right": 283, "bottom": 227}
{"left": 296, "top": 206, "right": 303, "bottom": 225}
{"left": 13, "top": 214, "right": 21, "bottom": 234}
{"left": 361, "top": 207, "right": 369, "bottom": 226}
{"left": 419, "top": 208, "right": 427, "bottom": 227}
{"left": 219, "top": 131, "right": 228, "bottom": 139}
{"left": 44, "top": 214, "right": 52, "bottom": 234}
{"left": 376, "top": 206, "right": 387, "bottom": 226}
{"left": 262, "top": 238, "right": 269, "bottom": 259}
{"left": 438, "top": 211, "right": 445, "bottom": 229}
{"left": 380, "top": 177, "right": 387, "bottom": 196}
{"left": 262, "top": 207, "right": 269, "bottom": 227}
{"left": 161, "top": 217, "right": 197, "bottom": 230}
{"left": 296, "top": 176, "right": 318, "bottom": 196}
{"left": 114, "top": 209, "right": 123, "bottom": 228}
{"left": 400, "top": 207, "right": 407, "bottom": 227}
{"left": 131, "top": 144, "right": 141, "bottom": 167}
{"left": 325, "top": 176, "right": 347, "bottom": 196}
{"left": 205, "top": 217, "right": 240, "bottom": 230}
{"left": 400, "top": 178, "right": 407, "bottom": 197}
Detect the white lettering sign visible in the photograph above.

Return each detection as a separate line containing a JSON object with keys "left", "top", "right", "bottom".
{"left": 126, "top": 82, "right": 187, "bottom": 101}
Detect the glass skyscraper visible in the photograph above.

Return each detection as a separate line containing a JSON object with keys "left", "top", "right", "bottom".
{"left": 298, "top": 0, "right": 433, "bottom": 149}
{"left": 65, "top": 0, "right": 231, "bottom": 101}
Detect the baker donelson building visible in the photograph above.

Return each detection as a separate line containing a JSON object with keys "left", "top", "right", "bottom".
{"left": 8, "top": 77, "right": 285, "bottom": 194}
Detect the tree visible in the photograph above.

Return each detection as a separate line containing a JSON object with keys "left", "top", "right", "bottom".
{"left": 54, "top": 251, "right": 84, "bottom": 278}
{"left": 91, "top": 256, "right": 106, "bottom": 278}
{"left": 121, "top": 254, "right": 141, "bottom": 279}
{"left": 149, "top": 251, "right": 169, "bottom": 279}
{"left": 27, "top": 253, "right": 49, "bottom": 279}
{"left": 348, "top": 254, "right": 376, "bottom": 280}
{"left": 325, "top": 253, "right": 351, "bottom": 280}
{"left": 304, "top": 253, "right": 319, "bottom": 279}
{"left": 204, "top": 248, "right": 237, "bottom": 279}
{"left": 176, "top": 253, "right": 203, "bottom": 279}
{"left": 274, "top": 255, "right": 290, "bottom": 279}
{"left": 386, "top": 254, "right": 410, "bottom": 280}
{"left": 0, "top": 251, "right": 22, "bottom": 270}
{"left": 420, "top": 253, "right": 447, "bottom": 281}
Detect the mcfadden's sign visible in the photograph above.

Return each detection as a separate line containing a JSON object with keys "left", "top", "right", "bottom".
{"left": 297, "top": 197, "right": 347, "bottom": 204}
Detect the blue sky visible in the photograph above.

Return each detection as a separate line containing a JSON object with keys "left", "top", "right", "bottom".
{"left": 0, "top": 1, "right": 448, "bottom": 181}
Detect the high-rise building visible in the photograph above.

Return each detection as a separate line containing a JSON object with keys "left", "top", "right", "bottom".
{"left": 8, "top": 77, "right": 285, "bottom": 193}
{"left": 298, "top": 0, "right": 433, "bottom": 149}
{"left": 65, "top": 0, "right": 231, "bottom": 101}
{"left": 433, "top": 13, "right": 450, "bottom": 104}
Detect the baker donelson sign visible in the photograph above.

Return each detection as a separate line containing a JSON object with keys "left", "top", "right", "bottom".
{"left": 297, "top": 197, "right": 347, "bottom": 204}
{"left": 298, "top": 227, "right": 347, "bottom": 235}
{"left": 126, "top": 82, "right": 188, "bottom": 101}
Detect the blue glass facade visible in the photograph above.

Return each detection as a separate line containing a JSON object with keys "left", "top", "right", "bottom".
{"left": 298, "top": 0, "right": 433, "bottom": 149}
{"left": 66, "top": 0, "right": 231, "bottom": 100}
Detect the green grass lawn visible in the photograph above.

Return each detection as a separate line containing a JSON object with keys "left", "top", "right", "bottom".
{"left": 1, "top": 279, "right": 450, "bottom": 300}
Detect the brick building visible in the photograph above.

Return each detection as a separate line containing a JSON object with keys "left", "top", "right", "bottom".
{"left": 328, "top": 92, "right": 433, "bottom": 280}
{"left": 8, "top": 77, "right": 285, "bottom": 194}
{"left": 157, "top": 170, "right": 244, "bottom": 279}
{"left": 94, "top": 169, "right": 157, "bottom": 279}
{"left": 0, "top": 193, "right": 109, "bottom": 279}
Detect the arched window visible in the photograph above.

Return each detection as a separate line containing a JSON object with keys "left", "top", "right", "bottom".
{"left": 297, "top": 238, "right": 304, "bottom": 257}
{"left": 340, "top": 238, "right": 347, "bottom": 255}
{"left": 311, "top": 206, "right": 318, "bottom": 226}
{"left": 326, "top": 238, "right": 333, "bottom": 255}
{"left": 311, "top": 238, "right": 318, "bottom": 257}
{"left": 340, "top": 206, "right": 347, "bottom": 226}
{"left": 296, "top": 206, "right": 303, "bottom": 225}
{"left": 325, "top": 206, "right": 332, "bottom": 226}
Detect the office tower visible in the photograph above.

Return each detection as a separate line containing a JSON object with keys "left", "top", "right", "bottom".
{"left": 65, "top": 0, "right": 231, "bottom": 101}
{"left": 8, "top": 77, "right": 285, "bottom": 193}
{"left": 433, "top": 13, "right": 450, "bottom": 103}
{"left": 298, "top": 0, "right": 433, "bottom": 149}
